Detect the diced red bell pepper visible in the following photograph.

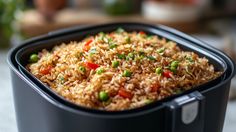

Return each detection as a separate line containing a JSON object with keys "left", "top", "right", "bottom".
{"left": 118, "top": 88, "right": 133, "bottom": 99}
{"left": 139, "top": 31, "right": 146, "bottom": 35}
{"left": 40, "top": 65, "right": 53, "bottom": 75}
{"left": 84, "top": 61, "right": 99, "bottom": 70}
{"left": 83, "top": 39, "right": 93, "bottom": 52}
{"left": 109, "top": 33, "right": 115, "bottom": 38}
{"left": 163, "top": 70, "right": 172, "bottom": 78}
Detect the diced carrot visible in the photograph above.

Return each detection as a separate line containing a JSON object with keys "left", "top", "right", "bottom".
{"left": 40, "top": 65, "right": 53, "bottom": 75}
{"left": 139, "top": 31, "right": 146, "bottom": 35}
{"left": 118, "top": 88, "right": 133, "bottom": 99}
{"left": 109, "top": 33, "right": 115, "bottom": 38}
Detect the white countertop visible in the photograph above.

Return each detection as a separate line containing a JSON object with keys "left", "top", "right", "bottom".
{"left": 0, "top": 50, "right": 17, "bottom": 132}
{"left": 0, "top": 40, "right": 236, "bottom": 132}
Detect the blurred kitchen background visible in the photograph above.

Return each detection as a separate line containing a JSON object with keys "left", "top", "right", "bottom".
{"left": 0, "top": 0, "right": 236, "bottom": 132}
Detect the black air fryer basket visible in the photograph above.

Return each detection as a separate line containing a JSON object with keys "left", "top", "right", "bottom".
{"left": 8, "top": 23, "right": 235, "bottom": 132}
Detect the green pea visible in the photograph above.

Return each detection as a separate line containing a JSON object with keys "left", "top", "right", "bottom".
{"left": 112, "top": 61, "right": 119, "bottom": 68}
{"left": 155, "top": 67, "right": 163, "bottom": 74}
{"left": 171, "top": 61, "right": 179, "bottom": 68}
{"left": 29, "top": 54, "right": 39, "bottom": 63}
{"left": 99, "top": 91, "right": 109, "bottom": 101}
{"left": 170, "top": 66, "right": 177, "bottom": 74}
{"left": 117, "top": 54, "right": 125, "bottom": 59}
{"left": 123, "top": 70, "right": 132, "bottom": 77}
{"left": 96, "top": 68, "right": 104, "bottom": 75}
{"left": 78, "top": 66, "right": 86, "bottom": 73}
{"left": 116, "top": 27, "right": 125, "bottom": 33}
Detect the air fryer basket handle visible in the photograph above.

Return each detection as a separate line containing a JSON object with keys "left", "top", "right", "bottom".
{"left": 164, "top": 91, "right": 205, "bottom": 132}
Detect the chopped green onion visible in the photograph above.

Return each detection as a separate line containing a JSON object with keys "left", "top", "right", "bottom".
{"left": 155, "top": 67, "right": 163, "bottom": 75}
{"left": 145, "top": 99, "right": 154, "bottom": 104}
{"left": 117, "top": 54, "right": 125, "bottom": 59}
{"left": 59, "top": 76, "right": 65, "bottom": 83}
{"left": 109, "top": 43, "right": 117, "bottom": 49}
{"left": 76, "top": 52, "right": 84, "bottom": 58}
{"left": 147, "top": 35, "right": 153, "bottom": 39}
{"left": 78, "top": 66, "right": 86, "bottom": 73}
{"left": 186, "top": 57, "right": 194, "bottom": 63}
{"left": 135, "top": 55, "right": 145, "bottom": 61}
{"left": 125, "top": 36, "right": 131, "bottom": 43}
{"left": 29, "top": 54, "right": 39, "bottom": 63}
{"left": 116, "top": 27, "right": 125, "bottom": 33}
{"left": 96, "top": 68, "right": 105, "bottom": 75}
{"left": 137, "top": 51, "right": 145, "bottom": 60}
{"left": 99, "top": 32, "right": 105, "bottom": 36}
{"left": 99, "top": 32, "right": 105, "bottom": 39}
{"left": 139, "top": 51, "right": 145, "bottom": 55}
{"left": 112, "top": 61, "right": 119, "bottom": 68}
{"left": 59, "top": 76, "right": 64, "bottom": 80}
{"left": 99, "top": 91, "right": 109, "bottom": 101}
{"left": 127, "top": 53, "right": 135, "bottom": 60}
{"left": 123, "top": 70, "right": 132, "bottom": 77}
{"left": 140, "top": 55, "right": 145, "bottom": 59}
{"left": 88, "top": 47, "right": 97, "bottom": 55}
{"left": 108, "top": 38, "right": 113, "bottom": 44}
{"left": 164, "top": 66, "right": 170, "bottom": 69}
{"left": 147, "top": 56, "right": 156, "bottom": 61}
{"left": 157, "top": 47, "right": 165, "bottom": 54}
{"left": 175, "top": 89, "right": 183, "bottom": 94}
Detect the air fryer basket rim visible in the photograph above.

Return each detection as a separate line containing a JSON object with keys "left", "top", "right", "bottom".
{"left": 8, "top": 22, "right": 236, "bottom": 118}
{"left": 15, "top": 22, "right": 227, "bottom": 113}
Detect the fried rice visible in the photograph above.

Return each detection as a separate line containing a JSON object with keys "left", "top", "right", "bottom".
{"left": 27, "top": 28, "right": 221, "bottom": 111}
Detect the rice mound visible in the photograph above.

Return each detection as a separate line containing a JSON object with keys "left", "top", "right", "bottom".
{"left": 28, "top": 29, "right": 221, "bottom": 111}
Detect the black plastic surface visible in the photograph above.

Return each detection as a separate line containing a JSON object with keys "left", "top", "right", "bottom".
{"left": 165, "top": 91, "right": 205, "bottom": 132}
